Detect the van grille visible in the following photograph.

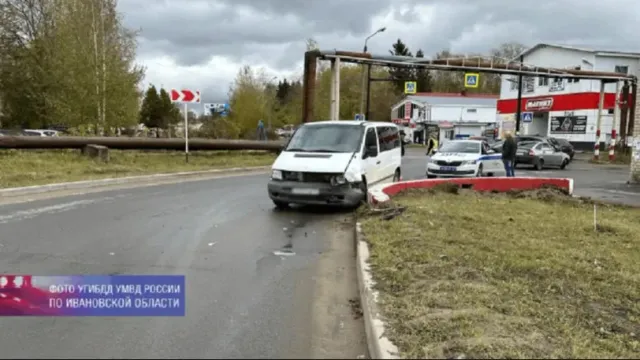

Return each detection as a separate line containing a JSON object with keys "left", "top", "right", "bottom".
{"left": 282, "top": 171, "right": 338, "bottom": 183}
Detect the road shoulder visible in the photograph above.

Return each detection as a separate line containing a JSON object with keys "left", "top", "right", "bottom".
{"left": 0, "top": 167, "right": 269, "bottom": 206}
{"left": 311, "top": 215, "right": 368, "bottom": 359}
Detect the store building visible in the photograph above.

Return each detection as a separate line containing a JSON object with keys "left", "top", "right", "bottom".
{"left": 497, "top": 43, "right": 639, "bottom": 150}
{"left": 390, "top": 92, "right": 499, "bottom": 144}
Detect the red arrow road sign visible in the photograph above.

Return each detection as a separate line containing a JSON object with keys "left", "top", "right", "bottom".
{"left": 170, "top": 89, "right": 200, "bottom": 103}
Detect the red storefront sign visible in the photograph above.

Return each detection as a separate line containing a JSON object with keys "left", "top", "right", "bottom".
{"left": 525, "top": 98, "right": 553, "bottom": 111}
{"left": 496, "top": 92, "right": 629, "bottom": 114}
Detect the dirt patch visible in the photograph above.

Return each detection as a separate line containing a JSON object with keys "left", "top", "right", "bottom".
{"left": 359, "top": 187, "right": 640, "bottom": 359}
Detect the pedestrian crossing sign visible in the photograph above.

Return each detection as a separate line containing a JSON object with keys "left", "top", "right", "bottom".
{"left": 521, "top": 112, "right": 533, "bottom": 123}
{"left": 464, "top": 73, "right": 479, "bottom": 88}
{"left": 404, "top": 81, "right": 417, "bottom": 94}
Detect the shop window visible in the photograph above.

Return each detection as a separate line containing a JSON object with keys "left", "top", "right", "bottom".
{"left": 523, "top": 76, "right": 535, "bottom": 93}
{"left": 509, "top": 76, "right": 518, "bottom": 90}
{"left": 538, "top": 77, "right": 549, "bottom": 86}
{"left": 568, "top": 66, "right": 580, "bottom": 83}
{"left": 614, "top": 65, "right": 628, "bottom": 74}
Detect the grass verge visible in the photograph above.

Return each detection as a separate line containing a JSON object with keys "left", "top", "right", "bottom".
{"left": 588, "top": 150, "right": 631, "bottom": 165}
{"left": 359, "top": 185, "right": 640, "bottom": 359}
{"left": 0, "top": 149, "right": 276, "bottom": 188}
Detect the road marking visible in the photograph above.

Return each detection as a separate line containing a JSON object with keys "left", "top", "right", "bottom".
{"left": 0, "top": 196, "right": 118, "bottom": 224}
{"left": 273, "top": 250, "right": 295, "bottom": 256}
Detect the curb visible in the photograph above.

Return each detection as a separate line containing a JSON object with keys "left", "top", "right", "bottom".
{"left": 355, "top": 222, "right": 400, "bottom": 360}
{"left": 0, "top": 166, "right": 270, "bottom": 198}
{"left": 368, "top": 177, "right": 574, "bottom": 205}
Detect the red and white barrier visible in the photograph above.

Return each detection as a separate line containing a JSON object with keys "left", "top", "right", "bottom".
{"left": 609, "top": 129, "right": 616, "bottom": 161}
{"left": 368, "top": 177, "right": 574, "bottom": 205}
{"left": 593, "top": 129, "right": 601, "bottom": 161}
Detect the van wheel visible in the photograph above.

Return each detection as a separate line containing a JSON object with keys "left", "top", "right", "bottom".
{"left": 273, "top": 200, "right": 289, "bottom": 210}
{"left": 393, "top": 169, "right": 401, "bottom": 182}
{"left": 535, "top": 159, "right": 544, "bottom": 171}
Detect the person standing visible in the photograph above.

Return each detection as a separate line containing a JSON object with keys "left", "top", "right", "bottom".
{"left": 501, "top": 132, "right": 517, "bottom": 177}
{"left": 257, "top": 119, "right": 266, "bottom": 141}
{"left": 426, "top": 134, "right": 439, "bottom": 156}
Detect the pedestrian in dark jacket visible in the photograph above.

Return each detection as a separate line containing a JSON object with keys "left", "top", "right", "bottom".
{"left": 501, "top": 132, "right": 517, "bottom": 177}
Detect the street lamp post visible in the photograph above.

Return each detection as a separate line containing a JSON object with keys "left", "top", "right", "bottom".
{"left": 359, "top": 27, "right": 386, "bottom": 119}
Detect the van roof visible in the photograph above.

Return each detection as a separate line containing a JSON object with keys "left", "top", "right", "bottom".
{"left": 304, "top": 120, "right": 398, "bottom": 127}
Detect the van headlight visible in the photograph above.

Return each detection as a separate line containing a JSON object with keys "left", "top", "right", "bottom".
{"left": 461, "top": 160, "right": 477, "bottom": 165}
{"left": 330, "top": 174, "right": 347, "bottom": 186}
{"left": 271, "top": 170, "right": 283, "bottom": 180}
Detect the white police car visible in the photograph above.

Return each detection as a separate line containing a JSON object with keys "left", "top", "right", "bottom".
{"left": 426, "top": 139, "right": 505, "bottom": 178}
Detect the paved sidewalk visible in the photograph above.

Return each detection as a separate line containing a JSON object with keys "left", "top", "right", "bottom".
{"left": 574, "top": 182, "right": 640, "bottom": 207}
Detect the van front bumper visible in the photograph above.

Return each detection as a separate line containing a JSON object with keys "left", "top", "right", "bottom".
{"left": 268, "top": 180, "right": 365, "bottom": 207}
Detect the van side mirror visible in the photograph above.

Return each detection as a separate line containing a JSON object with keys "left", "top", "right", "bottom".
{"left": 363, "top": 145, "right": 378, "bottom": 159}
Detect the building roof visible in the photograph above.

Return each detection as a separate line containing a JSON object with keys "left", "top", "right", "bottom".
{"left": 516, "top": 43, "right": 640, "bottom": 61}
{"left": 399, "top": 92, "right": 498, "bottom": 108}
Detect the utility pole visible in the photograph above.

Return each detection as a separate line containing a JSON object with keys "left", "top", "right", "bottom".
{"left": 365, "top": 65, "right": 372, "bottom": 120}
{"left": 359, "top": 27, "right": 386, "bottom": 119}
{"left": 514, "top": 55, "right": 524, "bottom": 134}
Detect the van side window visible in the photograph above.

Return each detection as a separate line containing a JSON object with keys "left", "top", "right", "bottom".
{"left": 376, "top": 126, "right": 400, "bottom": 152}
{"left": 364, "top": 128, "right": 378, "bottom": 151}
{"left": 376, "top": 127, "right": 387, "bottom": 151}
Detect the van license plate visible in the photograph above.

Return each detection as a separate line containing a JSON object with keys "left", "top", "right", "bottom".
{"left": 440, "top": 166, "right": 457, "bottom": 171}
{"left": 292, "top": 188, "right": 320, "bottom": 195}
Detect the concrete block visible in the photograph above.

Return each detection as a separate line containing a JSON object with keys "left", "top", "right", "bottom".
{"left": 82, "top": 144, "right": 110, "bottom": 162}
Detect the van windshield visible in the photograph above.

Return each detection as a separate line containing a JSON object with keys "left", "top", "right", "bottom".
{"left": 285, "top": 124, "right": 364, "bottom": 153}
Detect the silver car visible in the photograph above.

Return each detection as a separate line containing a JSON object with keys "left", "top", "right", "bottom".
{"left": 515, "top": 141, "right": 570, "bottom": 170}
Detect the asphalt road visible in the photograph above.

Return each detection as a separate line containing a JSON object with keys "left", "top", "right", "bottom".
{"left": 1, "top": 149, "right": 638, "bottom": 359}
{"left": 0, "top": 173, "right": 367, "bottom": 359}
{"left": 402, "top": 147, "right": 640, "bottom": 206}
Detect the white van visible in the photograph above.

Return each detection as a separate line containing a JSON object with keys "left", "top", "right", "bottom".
{"left": 268, "top": 120, "right": 403, "bottom": 208}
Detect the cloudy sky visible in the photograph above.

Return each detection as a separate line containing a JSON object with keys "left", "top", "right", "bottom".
{"left": 118, "top": 0, "right": 640, "bottom": 104}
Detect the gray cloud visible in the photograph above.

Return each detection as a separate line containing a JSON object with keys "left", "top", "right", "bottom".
{"left": 118, "top": 0, "right": 640, "bottom": 101}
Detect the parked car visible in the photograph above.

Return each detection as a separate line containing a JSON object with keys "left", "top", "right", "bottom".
{"left": 275, "top": 124, "right": 296, "bottom": 138}
{"left": 515, "top": 141, "right": 570, "bottom": 170}
{"left": 548, "top": 137, "right": 575, "bottom": 160}
{"left": 22, "top": 129, "right": 59, "bottom": 137}
{"left": 518, "top": 135, "right": 575, "bottom": 161}
{"left": 491, "top": 139, "right": 504, "bottom": 152}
